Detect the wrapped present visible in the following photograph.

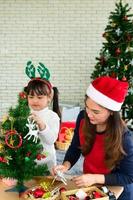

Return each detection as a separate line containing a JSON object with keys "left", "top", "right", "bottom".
{"left": 60, "top": 186, "right": 109, "bottom": 200}
{"left": 55, "top": 122, "right": 75, "bottom": 151}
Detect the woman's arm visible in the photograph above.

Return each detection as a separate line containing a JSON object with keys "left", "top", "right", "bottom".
{"left": 63, "top": 110, "right": 84, "bottom": 168}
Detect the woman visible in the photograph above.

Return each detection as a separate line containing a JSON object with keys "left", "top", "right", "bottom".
{"left": 52, "top": 76, "right": 133, "bottom": 200}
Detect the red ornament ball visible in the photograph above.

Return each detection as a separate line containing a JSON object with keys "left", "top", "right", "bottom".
{"left": 59, "top": 187, "right": 67, "bottom": 193}
{"left": 122, "top": 76, "right": 127, "bottom": 81}
{"left": 33, "top": 188, "right": 45, "bottom": 198}
{"left": 115, "top": 48, "right": 121, "bottom": 56}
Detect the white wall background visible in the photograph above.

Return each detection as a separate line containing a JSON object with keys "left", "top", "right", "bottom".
{"left": 0, "top": 0, "right": 133, "bottom": 119}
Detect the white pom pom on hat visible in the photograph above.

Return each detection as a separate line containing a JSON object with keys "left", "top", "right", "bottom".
{"left": 86, "top": 76, "right": 128, "bottom": 111}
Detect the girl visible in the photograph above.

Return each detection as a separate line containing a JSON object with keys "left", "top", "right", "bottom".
{"left": 24, "top": 77, "right": 61, "bottom": 171}
{"left": 52, "top": 76, "right": 133, "bottom": 200}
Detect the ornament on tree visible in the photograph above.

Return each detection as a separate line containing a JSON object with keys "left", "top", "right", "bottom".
{"left": 19, "top": 92, "right": 27, "bottom": 99}
{"left": 36, "top": 152, "right": 47, "bottom": 160}
{"left": 111, "top": 22, "right": 116, "bottom": 27}
{"left": 123, "top": 15, "right": 128, "bottom": 21}
{"left": 115, "top": 48, "right": 121, "bottom": 56}
{"left": 116, "top": 28, "right": 122, "bottom": 36}
{"left": 122, "top": 76, "right": 127, "bottom": 81}
{"left": 111, "top": 72, "right": 117, "bottom": 78}
{"left": 126, "top": 34, "right": 132, "bottom": 42}
{"left": 0, "top": 156, "right": 7, "bottom": 163}
{"left": 24, "top": 118, "right": 39, "bottom": 143}
{"left": 25, "top": 157, "right": 30, "bottom": 162}
{"left": 130, "top": 59, "right": 133, "bottom": 66}
{"left": 0, "top": 143, "right": 4, "bottom": 152}
{"left": 102, "top": 32, "right": 108, "bottom": 39}
{"left": 99, "top": 56, "right": 106, "bottom": 65}
{"left": 5, "top": 130, "right": 22, "bottom": 149}
{"left": 124, "top": 65, "right": 128, "bottom": 71}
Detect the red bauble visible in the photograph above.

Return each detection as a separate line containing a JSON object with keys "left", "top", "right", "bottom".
{"left": 126, "top": 34, "right": 132, "bottom": 42}
{"left": 123, "top": 15, "right": 128, "bottom": 20}
{"left": 99, "top": 56, "right": 106, "bottom": 65}
{"left": 111, "top": 72, "right": 117, "bottom": 78}
{"left": 115, "top": 48, "right": 121, "bottom": 56}
{"left": 0, "top": 156, "right": 7, "bottom": 163}
{"left": 33, "top": 188, "right": 45, "bottom": 198}
{"left": 93, "top": 191, "right": 102, "bottom": 198}
{"left": 36, "top": 154, "right": 42, "bottom": 160}
{"left": 122, "top": 76, "right": 127, "bottom": 81}
{"left": 19, "top": 92, "right": 27, "bottom": 99}
{"left": 26, "top": 152, "right": 31, "bottom": 157}
{"left": 59, "top": 187, "right": 67, "bottom": 193}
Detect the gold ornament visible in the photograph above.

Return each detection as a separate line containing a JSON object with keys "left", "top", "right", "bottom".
{"left": 111, "top": 22, "right": 116, "bottom": 27}
{"left": 124, "top": 65, "right": 128, "bottom": 71}
{"left": 0, "top": 143, "right": 4, "bottom": 152}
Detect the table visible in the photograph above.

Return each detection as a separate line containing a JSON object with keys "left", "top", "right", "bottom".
{"left": 0, "top": 177, "right": 123, "bottom": 200}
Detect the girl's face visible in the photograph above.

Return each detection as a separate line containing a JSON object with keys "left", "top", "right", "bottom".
{"left": 85, "top": 97, "right": 112, "bottom": 126}
{"left": 28, "top": 93, "right": 50, "bottom": 111}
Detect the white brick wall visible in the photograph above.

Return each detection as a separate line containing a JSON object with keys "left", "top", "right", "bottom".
{"left": 0, "top": 0, "right": 133, "bottom": 119}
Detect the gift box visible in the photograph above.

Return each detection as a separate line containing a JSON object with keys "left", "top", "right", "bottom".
{"left": 55, "top": 122, "right": 76, "bottom": 151}
{"left": 60, "top": 186, "right": 109, "bottom": 200}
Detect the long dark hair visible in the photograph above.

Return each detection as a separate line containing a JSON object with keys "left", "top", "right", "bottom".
{"left": 24, "top": 79, "right": 61, "bottom": 120}
{"left": 81, "top": 97, "right": 126, "bottom": 170}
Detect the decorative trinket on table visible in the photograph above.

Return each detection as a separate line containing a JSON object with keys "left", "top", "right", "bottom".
{"left": 61, "top": 186, "right": 109, "bottom": 200}
{"left": 22, "top": 177, "right": 66, "bottom": 200}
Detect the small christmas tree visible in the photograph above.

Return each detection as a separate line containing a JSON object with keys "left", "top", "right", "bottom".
{"left": 91, "top": 0, "right": 133, "bottom": 129}
{"left": 0, "top": 91, "right": 49, "bottom": 192}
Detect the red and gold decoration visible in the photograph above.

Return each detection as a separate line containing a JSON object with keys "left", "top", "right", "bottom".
{"left": 5, "top": 130, "right": 22, "bottom": 149}
{"left": 55, "top": 122, "right": 75, "bottom": 151}
{"left": 23, "top": 177, "right": 63, "bottom": 200}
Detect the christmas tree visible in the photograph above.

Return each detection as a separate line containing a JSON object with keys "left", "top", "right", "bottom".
{"left": 0, "top": 91, "right": 49, "bottom": 192}
{"left": 91, "top": 0, "right": 133, "bottom": 129}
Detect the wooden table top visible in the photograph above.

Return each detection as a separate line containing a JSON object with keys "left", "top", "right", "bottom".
{"left": 0, "top": 177, "right": 123, "bottom": 200}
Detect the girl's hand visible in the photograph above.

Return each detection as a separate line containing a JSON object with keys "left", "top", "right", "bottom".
{"left": 72, "top": 174, "right": 104, "bottom": 187}
{"left": 30, "top": 113, "right": 46, "bottom": 131}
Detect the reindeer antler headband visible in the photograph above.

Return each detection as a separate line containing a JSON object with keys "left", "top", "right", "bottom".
{"left": 25, "top": 61, "right": 52, "bottom": 91}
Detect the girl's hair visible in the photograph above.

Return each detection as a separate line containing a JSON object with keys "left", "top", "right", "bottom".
{"left": 52, "top": 86, "right": 61, "bottom": 121}
{"left": 24, "top": 79, "right": 61, "bottom": 120}
{"left": 81, "top": 96, "right": 126, "bottom": 170}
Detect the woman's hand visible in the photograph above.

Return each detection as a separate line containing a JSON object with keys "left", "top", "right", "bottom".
{"left": 72, "top": 174, "right": 105, "bottom": 187}
{"left": 51, "top": 161, "right": 71, "bottom": 176}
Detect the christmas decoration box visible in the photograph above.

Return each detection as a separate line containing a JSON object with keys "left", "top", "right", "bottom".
{"left": 22, "top": 177, "right": 62, "bottom": 200}
{"left": 61, "top": 186, "right": 109, "bottom": 200}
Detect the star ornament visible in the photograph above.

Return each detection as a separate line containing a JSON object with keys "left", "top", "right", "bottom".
{"left": 130, "top": 59, "right": 133, "bottom": 66}
{"left": 116, "top": 28, "right": 122, "bottom": 36}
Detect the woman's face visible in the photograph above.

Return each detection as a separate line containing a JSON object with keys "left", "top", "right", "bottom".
{"left": 85, "top": 97, "right": 112, "bottom": 126}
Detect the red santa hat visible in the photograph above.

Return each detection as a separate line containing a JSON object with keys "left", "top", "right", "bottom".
{"left": 86, "top": 76, "right": 128, "bottom": 111}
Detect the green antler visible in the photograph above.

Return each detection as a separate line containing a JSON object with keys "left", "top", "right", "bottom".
{"left": 25, "top": 61, "right": 36, "bottom": 79}
{"left": 37, "top": 62, "right": 50, "bottom": 80}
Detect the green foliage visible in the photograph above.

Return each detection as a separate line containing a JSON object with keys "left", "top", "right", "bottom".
{"left": 91, "top": 0, "right": 133, "bottom": 129}
{"left": 0, "top": 91, "right": 49, "bottom": 189}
